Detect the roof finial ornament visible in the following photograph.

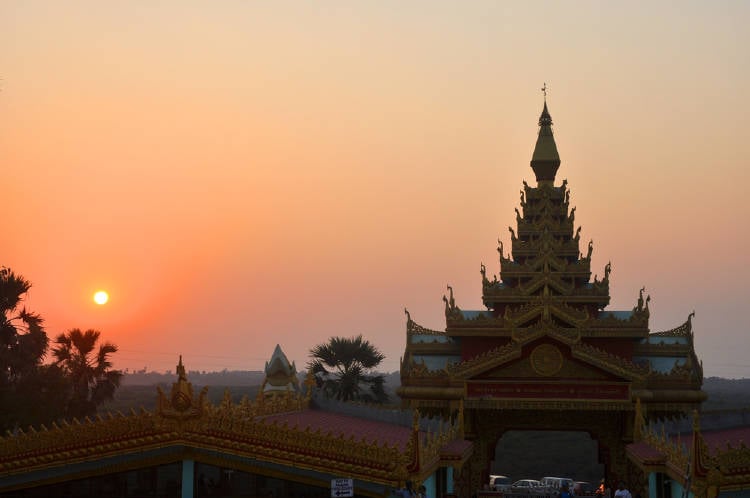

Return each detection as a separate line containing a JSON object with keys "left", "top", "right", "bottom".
{"left": 531, "top": 83, "right": 559, "bottom": 183}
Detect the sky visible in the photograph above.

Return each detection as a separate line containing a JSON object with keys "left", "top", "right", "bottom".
{"left": 2, "top": 1, "right": 749, "bottom": 378}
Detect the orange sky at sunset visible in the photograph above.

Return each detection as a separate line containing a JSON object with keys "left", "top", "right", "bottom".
{"left": 2, "top": 2, "right": 749, "bottom": 377}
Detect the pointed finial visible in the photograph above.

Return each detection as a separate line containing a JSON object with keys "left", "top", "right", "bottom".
{"left": 176, "top": 355, "right": 187, "bottom": 381}
{"left": 531, "top": 89, "right": 559, "bottom": 183}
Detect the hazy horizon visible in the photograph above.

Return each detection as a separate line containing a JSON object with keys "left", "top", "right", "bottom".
{"left": 3, "top": 2, "right": 748, "bottom": 378}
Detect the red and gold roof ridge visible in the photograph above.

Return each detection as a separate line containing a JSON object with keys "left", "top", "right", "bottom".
{"left": 0, "top": 359, "right": 472, "bottom": 491}
{"left": 630, "top": 409, "right": 750, "bottom": 494}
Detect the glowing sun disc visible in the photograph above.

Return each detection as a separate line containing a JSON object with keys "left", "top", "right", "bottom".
{"left": 93, "top": 291, "right": 109, "bottom": 305}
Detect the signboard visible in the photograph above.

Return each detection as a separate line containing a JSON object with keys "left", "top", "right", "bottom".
{"left": 466, "top": 381, "right": 629, "bottom": 400}
{"left": 331, "top": 478, "right": 354, "bottom": 498}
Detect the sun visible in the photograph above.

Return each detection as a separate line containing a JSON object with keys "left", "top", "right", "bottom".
{"left": 93, "top": 290, "right": 109, "bottom": 305}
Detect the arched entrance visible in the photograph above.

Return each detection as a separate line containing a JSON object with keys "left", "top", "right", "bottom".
{"left": 492, "top": 430, "right": 604, "bottom": 484}
{"left": 458, "top": 408, "right": 631, "bottom": 494}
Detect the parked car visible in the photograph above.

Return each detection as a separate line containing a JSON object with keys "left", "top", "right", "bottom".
{"left": 512, "top": 479, "right": 544, "bottom": 491}
{"left": 490, "top": 475, "right": 513, "bottom": 492}
{"left": 541, "top": 477, "right": 575, "bottom": 492}
{"left": 573, "top": 481, "right": 595, "bottom": 496}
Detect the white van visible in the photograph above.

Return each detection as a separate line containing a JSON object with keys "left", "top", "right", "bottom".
{"left": 541, "top": 477, "right": 575, "bottom": 492}
{"left": 489, "top": 475, "right": 512, "bottom": 492}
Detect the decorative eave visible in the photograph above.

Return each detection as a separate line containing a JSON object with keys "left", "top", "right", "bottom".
{"left": 511, "top": 236, "right": 580, "bottom": 258}
{"left": 496, "top": 259, "right": 592, "bottom": 280}
{"left": 444, "top": 324, "right": 650, "bottom": 338}
{"left": 629, "top": 411, "right": 750, "bottom": 497}
{"left": 447, "top": 342, "right": 524, "bottom": 380}
{"left": 570, "top": 342, "right": 650, "bottom": 382}
{"left": 502, "top": 299, "right": 590, "bottom": 329}
{"left": 652, "top": 312, "right": 695, "bottom": 339}
{"left": 400, "top": 352, "right": 454, "bottom": 383}
{"left": 633, "top": 343, "right": 693, "bottom": 355}
{"left": 441, "top": 321, "right": 652, "bottom": 383}
{"left": 405, "top": 309, "right": 449, "bottom": 337}
{"left": 0, "top": 364, "right": 471, "bottom": 494}
{"left": 516, "top": 216, "right": 574, "bottom": 238}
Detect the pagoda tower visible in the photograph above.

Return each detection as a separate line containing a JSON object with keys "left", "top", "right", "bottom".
{"left": 398, "top": 97, "right": 705, "bottom": 495}
{"left": 261, "top": 344, "right": 300, "bottom": 396}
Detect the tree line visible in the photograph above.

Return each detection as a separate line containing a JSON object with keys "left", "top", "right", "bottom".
{"left": 0, "top": 267, "right": 122, "bottom": 433}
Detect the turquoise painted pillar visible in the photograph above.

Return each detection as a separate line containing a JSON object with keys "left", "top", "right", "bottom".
{"left": 424, "top": 473, "right": 436, "bottom": 498}
{"left": 447, "top": 467, "right": 454, "bottom": 494}
{"left": 672, "top": 481, "right": 686, "bottom": 498}
{"left": 648, "top": 473, "right": 657, "bottom": 498}
{"left": 182, "top": 459, "right": 194, "bottom": 498}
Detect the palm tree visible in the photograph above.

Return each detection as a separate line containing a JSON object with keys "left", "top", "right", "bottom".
{"left": 52, "top": 328, "right": 123, "bottom": 418}
{"left": 308, "top": 334, "right": 388, "bottom": 403}
{"left": 0, "top": 267, "right": 47, "bottom": 383}
{"left": 0, "top": 267, "right": 51, "bottom": 431}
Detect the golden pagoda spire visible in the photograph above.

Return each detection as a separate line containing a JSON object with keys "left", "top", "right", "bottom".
{"left": 531, "top": 85, "right": 561, "bottom": 186}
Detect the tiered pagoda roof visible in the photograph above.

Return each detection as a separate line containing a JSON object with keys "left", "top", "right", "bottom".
{"left": 399, "top": 99, "right": 705, "bottom": 415}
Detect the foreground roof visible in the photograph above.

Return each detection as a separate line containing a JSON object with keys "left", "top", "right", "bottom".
{"left": 0, "top": 360, "right": 471, "bottom": 495}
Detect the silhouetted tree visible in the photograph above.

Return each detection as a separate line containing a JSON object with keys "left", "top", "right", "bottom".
{"left": 0, "top": 268, "right": 47, "bottom": 380}
{"left": 0, "top": 267, "right": 61, "bottom": 431}
{"left": 308, "top": 334, "right": 388, "bottom": 403}
{"left": 52, "top": 328, "right": 123, "bottom": 418}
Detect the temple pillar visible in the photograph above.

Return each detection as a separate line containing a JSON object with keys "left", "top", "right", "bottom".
{"left": 182, "top": 459, "right": 194, "bottom": 498}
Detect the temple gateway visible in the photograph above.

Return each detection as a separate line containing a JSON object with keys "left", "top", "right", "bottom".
{"left": 3, "top": 99, "right": 750, "bottom": 498}
{"left": 398, "top": 99, "right": 715, "bottom": 495}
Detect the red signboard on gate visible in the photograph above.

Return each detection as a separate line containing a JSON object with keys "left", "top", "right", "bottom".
{"left": 466, "top": 382, "right": 629, "bottom": 400}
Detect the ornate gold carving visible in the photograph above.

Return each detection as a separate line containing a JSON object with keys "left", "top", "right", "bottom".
{"left": 571, "top": 342, "right": 649, "bottom": 381}
{"left": 548, "top": 327, "right": 582, "bottom": 345}
{"left": 635, "top": 411, "right": 750, "bottom": 497}
{"left": 501, "top": 293, "right": 589, "bottom": 330}
{"left": 405, "top": 310, "right": 448, "bottom": 336}
{"left": 447, "top": 342, "right": 523, "bottom": 380}
{"left": 652, "top": 311, "right": 695, "bottom": 338}
{"left": 157, "top": 356, "right": 208, "bottom": 420}
{"left": 590, "top": 311, "right": 649, "bottom": 328}
{"left": 530, "top": 344, "right": 564, "bottom": 376}
{"left": 510, "top": 324, "right": 547, "bottom": 344}
{"left": 443, "top": 285, "right": 462, "bottom": 320}
{"left": 0, "top": 365, "right": 468, "bottom": 492}
{"left": 400, "top": 352, "right": 453, "bottom": 380}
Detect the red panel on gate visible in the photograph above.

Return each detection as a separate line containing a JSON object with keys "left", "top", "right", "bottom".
{"left": 466, "top": 382, "right": 629, "bottom": 400}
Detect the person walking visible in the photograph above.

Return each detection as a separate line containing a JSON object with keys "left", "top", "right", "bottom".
{"left": 614, "top": 482, "right": 632, "bottom": 498}
{"left": 560, "top": 483, "right": 574, "bottom": 498}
